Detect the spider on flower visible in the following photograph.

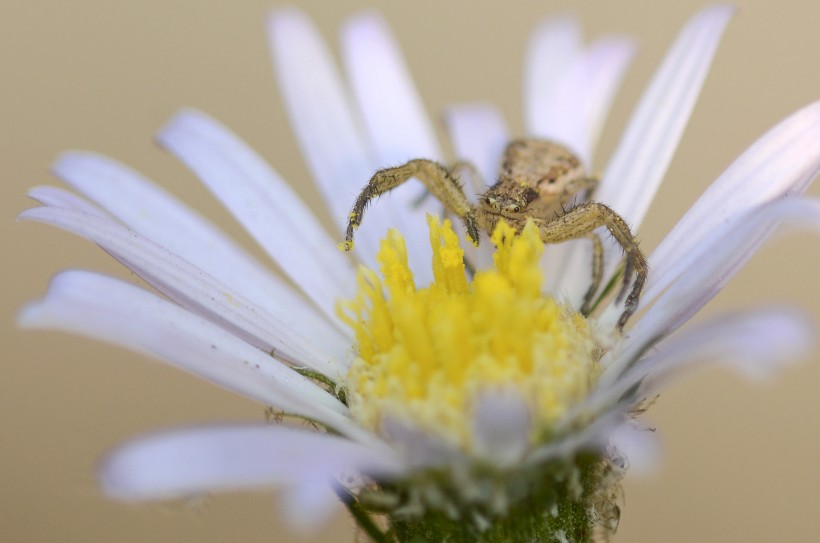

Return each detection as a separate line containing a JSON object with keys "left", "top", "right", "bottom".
{"left": 342, "top": 138, "right": 647, "bottom": 329}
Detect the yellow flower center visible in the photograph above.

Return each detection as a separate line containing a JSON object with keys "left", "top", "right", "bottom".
{"left": 338, "top": 216, "right": 600, "bottom": 454}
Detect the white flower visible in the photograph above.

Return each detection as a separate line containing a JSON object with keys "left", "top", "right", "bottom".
{"left": 19, "top": 4, "right": 820, "bottom": 538}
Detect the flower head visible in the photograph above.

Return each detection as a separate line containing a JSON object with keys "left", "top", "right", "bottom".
{"left": 343, "top": 217, "right": 600, "bottom": 458}
{"left": 19, "top": 4, "right": 820, "bottom": 542}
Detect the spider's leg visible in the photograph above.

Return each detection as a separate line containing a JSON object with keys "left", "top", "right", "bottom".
{"left": 449, "top": 160, "right": 486, "bottom": 196}
{"left": 344, "top": 159, "right": 479, "bottom": 251}
{"left": 580, "top": 232, "right": 604, "bottom": 316}
{"left": 410, "top": 160, "right": 481, "bottom": 209}
{"left": 560, "top": 176, "right": 600, "bottom": 213}
{"left": 563, "top": 175, "right": 600, "bottom": 202}
{"left": 535, "top": 202, "right": 646, "bottom": 329}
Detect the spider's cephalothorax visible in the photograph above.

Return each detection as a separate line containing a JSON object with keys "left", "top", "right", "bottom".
{"left": 343, "top": 139, "right": 647, "bottom": 329}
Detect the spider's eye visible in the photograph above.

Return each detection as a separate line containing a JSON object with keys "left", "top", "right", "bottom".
{"left": 503, "top": 203, "right": 521, "bottom": 214}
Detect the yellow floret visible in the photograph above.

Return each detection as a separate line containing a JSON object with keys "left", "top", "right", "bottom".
{"left": 339, "top": 215, "right": 599, "bottom": 455}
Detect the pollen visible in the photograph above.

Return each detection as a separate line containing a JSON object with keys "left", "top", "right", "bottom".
{"left": 339, "top": 216, "right": 600, "bottom": 454}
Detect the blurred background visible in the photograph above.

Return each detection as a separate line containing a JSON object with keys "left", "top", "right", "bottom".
{"left": 3, "top": 1, "right": 819, "bottom": 541}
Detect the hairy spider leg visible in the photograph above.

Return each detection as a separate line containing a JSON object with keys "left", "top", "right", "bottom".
{"left": 580, "top": 232, "right": 604, "bottom": 316}
{"left": 534, "top": 202, "right": 646, "bottom": 329}
{"left": 410, "top": 160, "right": 482, "bottom": 209}
{"left": 559, "top": 175, "right": 600, "bottom": 203}
{"left": 564, "top": 177, "right": 603, "bottom": 316}
{"left": 448, "top": 160, "right": 486, "bottom": 197}
{"left": 343, "top": 159, "right": 480, "bottom": 251}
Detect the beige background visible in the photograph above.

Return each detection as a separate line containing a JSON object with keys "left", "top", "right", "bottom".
{"left": 3, "top": 1, "right": 820, "bottom": 542}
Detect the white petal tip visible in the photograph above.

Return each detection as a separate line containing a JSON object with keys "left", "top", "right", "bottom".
{"left": 688, "top": 4, "right": 736, "bottom": 35}
{"left": 266, "top": 6, "right": 309, "bottom": 35}
{"left": 703, "top": 3, "right": 737, "bottom": 18}
{"left": 471, "top": 389, "right": 532, "bottom": 467}
{"left": 164, "top": 106, "right": 206, "bottom": 126}
{"left": 50, "top": 151, "right": 114, "bottom": 190}
{"left": 380, "top": 416, "right": 460, "bottom": 468}
{"left": 598, "top": 35, "right": 639, "bottom": 60}
{"left": 609, "top": 422, "right": 661, "bottom": 476}
{"left": 97, "top": 439, "right": 176, "bottom": 502}
{"left": 720, "top": 309, "right": 815, "bottom": 381}
{"left": 156, "top": 108, "right": 206, "bottom": 142}
{"left": 51, "top": 150, "right": 91, "bottom": 173}
{"left": 534, "top": 12, "right": 581, "bottom": 34}
{"left": 342, "top": 10, "right": 384, "bottom": 30}
{"left": 278, "top": 481, "right": 343, "bottom": 534}
{"left": 16, "top": 300, "right": 45, "bottom": 329}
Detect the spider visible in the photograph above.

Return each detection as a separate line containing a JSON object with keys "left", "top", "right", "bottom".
{"left": 342, "top": 139, "right": 647, "bottom": 329}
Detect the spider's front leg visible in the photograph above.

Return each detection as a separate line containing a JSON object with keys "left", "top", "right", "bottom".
{"left": 535, "top": 202, "right": 647, "bottom": 329}
{"left": 343, "top": 159, "right": 480, "bottom": 251}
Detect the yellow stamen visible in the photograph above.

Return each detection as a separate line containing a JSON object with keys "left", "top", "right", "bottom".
{"left": 339, "top": 216, "right": 600, "bottom": 454}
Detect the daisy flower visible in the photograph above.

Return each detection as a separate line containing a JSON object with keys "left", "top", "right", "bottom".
{"left": 19, "top": 5, "right": 820, "bottom": 542}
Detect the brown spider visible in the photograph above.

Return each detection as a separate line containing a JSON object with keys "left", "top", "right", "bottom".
{"left": 342, "top": 139, "right": 647, "bottom": 329}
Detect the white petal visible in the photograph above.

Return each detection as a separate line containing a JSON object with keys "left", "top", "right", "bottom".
{"left": 28, "top": 185, "right": 108, "bottom": 217}
{"left": 99, "top": 425, "right": 404, "bottom": 503}
{"left": 340, "top": 11, "right": 445, "bottom": 282}
{"left": 20, "top": 206, "right": 348, "bottom": 375}
{"left": 607, "top": 198, "right": 820, "bottom": 379}
{"left": 543, "top": 35, "right": 637, "bottom": 164}
{"left": 567, "top": 37, "right": 636, "bottom": 166}
{"left": 51, "top": 150, "right": 350, "bottom": 343}
{"left": 524, "top": 14, "right": 583, "bottom": 139}
{"left": 608, "top": 422, "right": 661, "bottom": 475}
{"left": 471, "top": 389, "right": 531, "bottom": 468}
{"left": 641, "top": 101, "right": 820, "bottom": 306}
{"left": 342, "top": 12, "right": 440, "bottom": 164}
{"left": 443, "top": 103, "right": 509, "bottom": 270}
{"left": 278, "top": 476, "right": 343, "bottom": 533}
{"left": 156, "top": 110, "right": 357, "bottom": 326}
{"left": 555, "top": 6, "right": 734, "bottom": 304}
{"left": 19, "top": 271, "right": 350, "bottom": 426}
{"left": 528, "top": 409, "right": 624, "bottom": 465}
{"left": 597, "top": 5, "right": 734, "bottom": 227}
{"left": 268, "top": 8, "right": 389, "bottom": 268}
{"left": 443, "top": 103, "right": 510, "bottom": 199}
{"left": 379, "top": 415, "right": 462, "bottom": 469}
{"left": 643, "top": 308, "right": 811, "bottom": 385}
{"left": 538, "top": 36, "right": 636, "bottom": 290}
{"left": 585, "top": 309, "right": 812, "bottom": 429}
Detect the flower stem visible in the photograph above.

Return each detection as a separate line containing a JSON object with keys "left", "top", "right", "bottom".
{"left": 334, "top": 486, "right": 391, "bottom": 543}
